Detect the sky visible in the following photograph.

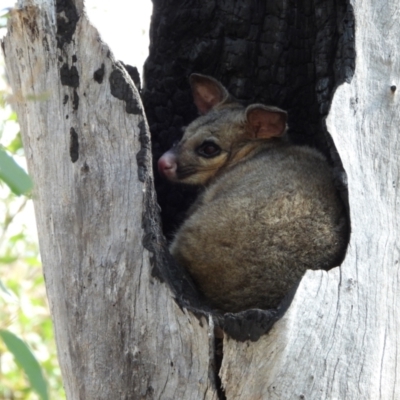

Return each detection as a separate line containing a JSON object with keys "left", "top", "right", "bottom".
{"left": 84, "top": 0, "right": 152, "bottom": 71}
{"left": 1, "top": 0, "right": 152, "bottom": 71}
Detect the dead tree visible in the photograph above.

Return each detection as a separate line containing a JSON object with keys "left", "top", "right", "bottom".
{"left": 2, "top": 0, "right": 400, "bottom": 398}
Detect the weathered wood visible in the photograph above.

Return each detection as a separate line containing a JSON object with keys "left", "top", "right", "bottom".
{"left": 3, "top": 0, "right": 400, "bottom": 398}
{"left": 220, "top": 0, "right": 400, "bottom": 397}
{"left": 2, "top": 1, "right": 217, "bottom": 399}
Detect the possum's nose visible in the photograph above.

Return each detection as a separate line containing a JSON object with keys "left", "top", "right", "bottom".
{"left": 158, "top": 150, "right": 177, "bottom": 180}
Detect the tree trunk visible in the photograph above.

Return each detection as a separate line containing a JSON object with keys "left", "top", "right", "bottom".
{"left": 3, "top": 0, "right": 400, "bottom": 399}
{"left": 2, "top": 1, "right": 215, "bottom": 399}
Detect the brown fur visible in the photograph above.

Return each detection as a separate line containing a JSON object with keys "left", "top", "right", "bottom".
{"left": 158, "top": 74, "right": 348, "bottom": 313}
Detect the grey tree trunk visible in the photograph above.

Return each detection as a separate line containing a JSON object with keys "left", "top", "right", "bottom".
{"left": 2, "top": 1, "right": 215, "bottom": 399}
{"left": 3, "top": 0, "right": 400, "bottom": 399}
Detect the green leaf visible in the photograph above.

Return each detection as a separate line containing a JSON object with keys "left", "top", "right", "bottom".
{"left": 26, "top": 92, "right": 51, "bottom": 102}
{"left": 24, "top": 256, "right": 42, "bottom": 267}
{"left": 0, "top": 255, "right": 18, "bottom": 264}
{"left": 8, "top": 111, "right": 18, "bottom": 122}
{"left": 9, "top": 232, "right": 26, "bottom": 244}
{"left": 0, "top": 330, "right": 49, "bottom": 400}
{"left": 0, "top": 148, "right": 32, "bottom": 195}
{"left": 6, "top": 132, "right": 23, "bottom": 153}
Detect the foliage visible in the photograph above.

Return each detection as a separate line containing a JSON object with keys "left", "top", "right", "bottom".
{"left": 0, "top": 147, "right": 33, "bottom": 195}
{"left": 0, "top": 330, "right": 48, "bottom": 400}
{"left": 0, "top": 61, "right": 65, "bottom": 399}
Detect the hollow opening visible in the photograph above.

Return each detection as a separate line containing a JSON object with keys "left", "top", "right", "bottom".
{"left": 142, "top": 0, "right": 355, "bottom": 338}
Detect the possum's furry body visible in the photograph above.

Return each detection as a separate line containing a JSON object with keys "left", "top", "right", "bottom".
{"left": 158, "top": 74, "right": 348, "bottom": 313}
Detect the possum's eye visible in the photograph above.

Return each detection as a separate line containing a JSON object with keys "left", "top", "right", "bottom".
{"left": 196, "top": 141, "right": 221, "bottom": 158}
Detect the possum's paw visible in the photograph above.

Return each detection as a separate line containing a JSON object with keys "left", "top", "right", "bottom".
{"left": 220, "top": 309, "right": 279, "bottom": 342}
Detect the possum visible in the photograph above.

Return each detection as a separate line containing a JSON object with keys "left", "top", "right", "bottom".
{"left": 158, "top": 74, "right": 348, "bottom": 313}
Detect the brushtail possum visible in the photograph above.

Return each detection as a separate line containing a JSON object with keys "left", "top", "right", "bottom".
{"left": 158, "top": 74, "right": 348, "bottom": 313}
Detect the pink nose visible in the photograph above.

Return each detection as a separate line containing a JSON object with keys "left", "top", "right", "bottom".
{"left": 158, "top": 150, "right": 177, "bottom": 180}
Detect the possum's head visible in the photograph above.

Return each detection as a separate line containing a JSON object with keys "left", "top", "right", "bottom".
{"left": 158, "top": 74, "right": 287, "bottom": 185}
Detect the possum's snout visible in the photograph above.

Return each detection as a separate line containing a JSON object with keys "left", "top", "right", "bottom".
{"left": 158, "top": 150, "right": 177, "bottom": 180}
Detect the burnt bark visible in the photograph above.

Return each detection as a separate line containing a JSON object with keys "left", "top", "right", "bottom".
{"left": 142, "top": 0, "right": 355, "bottom": 240}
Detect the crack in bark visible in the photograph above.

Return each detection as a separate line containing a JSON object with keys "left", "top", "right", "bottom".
{"left": 69, "top": 127, "right": 79, "bottom": 163}
{"left": 72, "top": 89, "right": 79, "bottom": 110}
{"left": 214, "top": 336, "right": 226, "bottom": 400}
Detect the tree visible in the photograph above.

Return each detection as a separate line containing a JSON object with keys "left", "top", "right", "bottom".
{"left": 0, "top": 60, "right": 62, "bottom": 399}
{"left": 2, "top": 0, "right": 400, "bottom": 398}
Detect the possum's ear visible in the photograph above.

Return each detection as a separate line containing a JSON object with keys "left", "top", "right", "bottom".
{"left": 189, "top": 74, "right": 231, "bottom": 115}
{"left": 245, "top": 105, "right": 287, "bottom": 139}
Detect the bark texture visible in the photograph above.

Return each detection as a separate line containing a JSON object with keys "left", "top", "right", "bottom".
{"left": 3, "top": 1, "right": 215, "bottom": 399}
{"left": 3, "top": 0, "right": 400, "bottom": 398}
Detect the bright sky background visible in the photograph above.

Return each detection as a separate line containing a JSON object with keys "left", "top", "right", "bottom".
{"left": 84, "top": 0, "right": 152, "bottom": 71}
{"left": 1, "top": 0, "right": 152, "bottom": 70}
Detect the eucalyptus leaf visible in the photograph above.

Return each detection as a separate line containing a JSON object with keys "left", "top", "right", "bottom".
{"left": 0, "top": 330, "right": 49, "bottom": 400}
{"left": 0, "top": 148, "right": 32, "bottom": 195}
{"left": 0, "top": 255, "right": 18, "bottom": 264}
{"left": 6, "top": 132, "right": 23, "bottom": 153}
